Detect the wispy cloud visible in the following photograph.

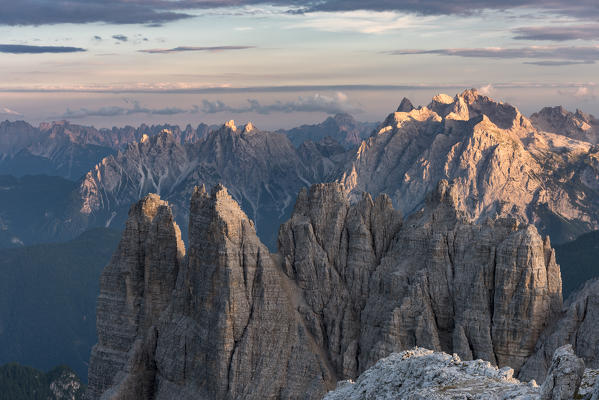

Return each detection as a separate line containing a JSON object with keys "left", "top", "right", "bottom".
{"left": 478, "top": 84, "right": 495, "bottom": 96}
{"left": 201, "top": 93, "right": 361, "bottom": 115}
{"left": 60, "top": 100, "right": 199, "bottom": 119}
{"left": 512, "top": 24, "right": 599, "bottom": 41}
{"left": 288, "top": 10, "right": 436, "bottom": 34}
{"left": 1, "top": 82, "right": 596, "bottom": 94}
{"left": 139, "top": 45, "right": 255, "bottom": 54}
{"left": 112, "top": 34, "right": 128, "bottom": 42}
{"left": 0, "top": 44, "right": 86, "bottom": 54}
{"left": 558, "top": 86, "right": 598, "bottom": 101}
{"left": 386, "top": 45, "right": 599, "bottom": 64}
{"left": 524, "top": 60, "right": 595, "bottom": 66}
{"left": 0, "top": 107, "right": 23, "bottom": 116}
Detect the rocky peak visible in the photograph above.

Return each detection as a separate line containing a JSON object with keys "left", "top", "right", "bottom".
{"left": 282, "top": 113, "right": 376, "bottom": 148}
{"left": 224, "top": 119, "right": 237, "bottom": 131}
{"left": 530, "top": 105, "right": 598, "bottom": 144}
{"left": 88, "top": 182, "right": 566, "bottom": 399}
{"left": 243, "top": 121, "right": 255, "bottom": 133}
{"left": 86, "top": 193, "right": 184, "bottom": 399}
{"left": 341, "top": 90, "right": 599, "bottom": 244}
{"left": 397, "top": 97, "right": 415, "bottom": 112}
{"left": 427, "top": 89, "right": 525, "bottom": 130}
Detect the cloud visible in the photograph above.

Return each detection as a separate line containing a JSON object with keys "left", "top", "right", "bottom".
{"left": 558, "top": 86, "right": 598, "bottom": 100}
{"left": 1, "top": 0, "right": 598, "bottom": 26}
{"left": 523, "top": 60, "right": 595, "bottom": 66}
{"left": 0, "top": 107, "right": 23, "bottom": 116}
{"left": 112, "top": 34, "right": 128, "bottom": 42}
{"left": 200, "top": 92, "right": 362, "bottom": 115}
{"left": 478, "top": 84, "right": 494, "bottom": 96}
{"left": 0, "top": 0, "right": 193, "bottom": 25}
{"left": 139, "top": 45, "right": 255, "bottom": 54}
{"left": 512, "top": 24, "right": 599, "bottom": 41}
{"left": 386, "top": 45, "right": 599, "bottom": 64}
{"left": 287, "top": 10, "right": 436, "bottom": 34}
{"left": 0, "top": 44, "right": 86, "bottom": 54}
{"left": 60, "top": 100, "right": 199, "bottom": 119}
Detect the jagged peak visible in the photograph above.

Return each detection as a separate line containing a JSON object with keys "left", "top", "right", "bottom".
{"left": 190, "top": 183, "right": 255, "bottom": 241}
{"left": 397, "top": 97, "right": 415, "bottom": 112}
{"left": 224, "top": 119, "right": 237, "bottom": 131}
{"left": 133, "top": 193, "right": 170, "bottom": 221}
{"left": 431, "top": 93, "right": 454, "bottom": 104}
{"left": 243, "top": 122, "right": 255, "bottom": 133}
{"left": 193, "top": 184, "right": 207, "bottom": 197}
{"left": 458, "top": 88, "right": 480, "bottom": 104}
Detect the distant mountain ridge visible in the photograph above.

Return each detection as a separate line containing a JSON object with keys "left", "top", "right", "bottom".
{"left": 279, "top": 112, "right": 377, "bottom": 148}
{"left": 531, "top": 106, "right": 599, "bottom": 144}
{"left": 2, "top": 93, "right": 599, "bottom": 248}
{"left": 0, "top": 120, "right": 214, "bottom": 180}
{"left": 71, "top": 121, "right": 341, "bottom": 248}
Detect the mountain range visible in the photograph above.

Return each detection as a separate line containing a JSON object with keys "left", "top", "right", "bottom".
{"left": 3, "top": 93, "right": 599, "bottom": 249}
{"left": 85, "top": 180, "right": 598, "bottom": 399}
{"left": 1, "top": 90, "right": 599, "bottom": 397}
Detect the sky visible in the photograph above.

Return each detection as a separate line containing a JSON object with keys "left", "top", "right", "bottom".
{"left": 0, "top": 0, "right": 598, "bottom": 129}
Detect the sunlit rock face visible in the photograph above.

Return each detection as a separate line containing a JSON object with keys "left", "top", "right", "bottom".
{"left": 86, "top": 181, "right": 563, "bottom": 399}
{"left": 339, "top": 89, "right": 599, "bottom": 244}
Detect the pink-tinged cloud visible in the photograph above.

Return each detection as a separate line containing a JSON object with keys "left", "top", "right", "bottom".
{"left": 139, "top": 46, "right": 255, "bottom": 54}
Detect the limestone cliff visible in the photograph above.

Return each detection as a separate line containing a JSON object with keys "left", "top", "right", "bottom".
{"left": 86, "top": 193, "right": 185, "bottom": 399}
{"left": 339, "top": 89, "right": 599, "bottom": 243}
{"left": 521, "top": 276, "right": 599, "bottom": 383}
{"left": 87, "top": 182, "right": 564, "bottom": 399}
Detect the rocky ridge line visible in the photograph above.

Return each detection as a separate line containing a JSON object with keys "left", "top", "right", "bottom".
{"left": 87, "top": 180, "right": 565, "bottom": 399}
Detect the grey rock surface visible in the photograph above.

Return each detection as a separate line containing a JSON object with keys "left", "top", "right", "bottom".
{"left": 87, "top": 181, "right": 566, "bottom": 399}
{"left": 86, "top": 193, "right": 185, "bottom": 399}
{"left": 323, "top": 347, "right": 594, "bottom": 400}
{"left": 521, "top": 278, "right": 599, "bottom": 383}
{"left": 531, "top": 106, "right": 599, "bottom": 144}
{"left": 74, "top": 121, "right": 332, "bottom": 249}
{"left": 323, "top": 348, "right": 542, "bottom": 400}
{"left": 539, "top": 344, "right": 585, "bottom": 400}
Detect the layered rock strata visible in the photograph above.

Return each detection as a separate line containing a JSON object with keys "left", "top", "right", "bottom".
{"left": 87, "top": 181, "right": 564, "bottom": 399}
{"left": 521, "top": 277, "right": 599, "bottom": 383}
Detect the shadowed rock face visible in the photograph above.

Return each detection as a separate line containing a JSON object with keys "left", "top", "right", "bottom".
{"left": 73, "top": 122, "right": 331, "bottom": 250}
{"left": 521, "top": 276, "right": 599, "bottom": 384}
{"left": 531, "top": 106, "right": 599, "bottom": 145}
{"left": 86, "top": 193, "right": 185, "bottom": 399}
{"left": 86, "top": 182, "right": 564, "bottom": 399}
